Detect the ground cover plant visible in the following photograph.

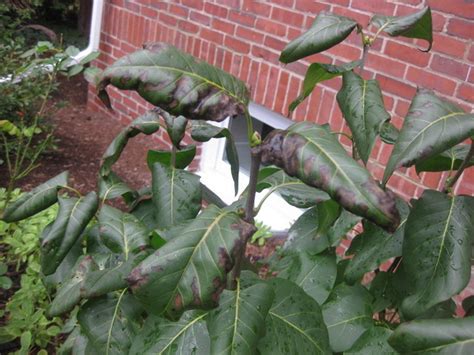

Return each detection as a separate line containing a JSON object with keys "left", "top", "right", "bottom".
{"left": 1, "top": 5, "right": 474, "bottom": 354}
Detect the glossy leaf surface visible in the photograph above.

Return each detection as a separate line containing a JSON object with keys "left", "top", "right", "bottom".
{"left": 2, "top": 171, "right": 68, "bottom": 222}
{"left": 207, "top": 281, "right": 274, "bottom": 354}
{"left": 127, "top": 205, "right": 256, "bottom": 317}
{"left": 256, "top": 167, "right": 330, "bottom": 208}
{"left": 400, "top": 190, "right": 474, "bottom": 319}
{"left": 99, "top": 111, "right": 161, "bottom": 177}
{"left": 191, "top": 121, "right": 240, "bottom": 194}
{"left": 345, "top": 327, "right": 395, "bottom": 354}
{"left": 98, "top": 171, "right": 136, "bottom": 202}
{"left": 98, "top": 43, "right": 249, "bottom": 122}
{"left": 337, "top": 71, "right": 390, "bottom": 164}
{"left": 41, "top": 192, "right": 98, "bottom": 275}
{"left": 280, "top": 12, "right": 357, "bottom": 63}
{"left": 261, "top": 122, "right": 400, "bottom": 232}
{"left": 258, "top": 278, "right": 331, "bottom": 354}
{"left": 388, "top": 317, "right": 474, "bottom": 353}
{"left": 383, "top": 89, "right": 474, "bottom": 184}
{"left": 129, "top": 310, "right": 210, "bottom": 355}
{"left": 151, "top": 162, "right": 201, "bottom": 229}
{"left": 289, "top": 60, "right": 360, "bottom": 113}
{"left": 161, "top": 109, "right": 188, "bottom": 148}
{"left": 415, "top": 144, "right": 474, "bottom": 173}
{"left": 371, "top": 6, "right": 432, "bottom": 51}
{"left": 322, "top": 283, "right": 374, "bottom": 353}
{"left": 147, "top": 145, "right": 196, "bottom": 170}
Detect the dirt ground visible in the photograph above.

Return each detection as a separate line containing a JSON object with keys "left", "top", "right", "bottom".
{"left": 0, "top": 76, "right": 155, "bottom": 193}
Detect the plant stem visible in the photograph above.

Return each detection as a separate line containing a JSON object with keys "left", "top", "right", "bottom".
{"left": 230, "top": 147, "right": 261, "bottom": 289}
{"left": 359, "top": 44, "right": 370, "bottom": 74}
{"left": 244, "top": 109, "right": 254, "bottom": 146}
{"left": 443, "top": 141, "right": 474, "bottom": 193}
{"left": 388, "top": 256, "right": 402, "bottom": 273}
{"left": 171, "top": 145, "right": 177, "bottom": 168}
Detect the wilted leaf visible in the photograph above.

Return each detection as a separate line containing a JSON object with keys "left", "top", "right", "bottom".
{"left": 280, "top": 12, "right": 358, "bottom": 63}
{"left": 191, "top": 121, "right": 240, "bottom": 194}
{"left": 256, "top": 167, "right": 330, "bottom": 208}
{"left": 207, "top": 280, "right": 274, "bottom": 354}
{"left": 100, "top": 111, "right": 161, "bottom": 177}
{"left": 258, "top": 278, "right": 330, "bottom": 354}
{"left": 129, "top": 310, "right": 210, "bottom": 355}
{"left": 98, "top": 205, "right": 149, "bottom": 258}
{"left": 98, "top": 43, "right": 249, "bottom": 122}
{"left": 275, "top": 251, "right": 337, "bottom": 304}
{"left": 383, "top": 89, "right": 474, "bottom": 184}
{"left": 400, "top": 190, "right": 474, "bottom": 319}
{"left": 371, "top": 6, "right": 432, "bottom": 51}
{"left": 260, "top": 122, "right": 400, "bottom": 232}
{"left": 322, "top": 283, "right": 374, "bottom": 353}
{"left": 151, "top": 162, "right": 201, "bottom": 229}
{"left": 388, "top": 317, "right": 474, "bottom": 353}
{"left": 289, "top": 60, "right": 360, "bottom": 113}
{"left": 337, "top": 71, "right": 390, "bottom": 164}
{"left": 147, "top": 145, "right": 196, "bottom": 170}
{"left": 41, "top": 192, "right": 98, "bottom": 275}
{"left": 2, "top": 171, "right": 69, "bottom": 222}
{"left": 127, "top": 205, "right": 256, "bottom": 317}
{"left": 344, "top": 199, "right": 410, "bottom": 284}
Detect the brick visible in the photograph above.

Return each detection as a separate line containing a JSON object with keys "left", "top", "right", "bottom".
{"left": 271, "top": 7, "right": 305, "bottom": 28}
{"left": 251, "top": 45, "right": 279, "bottom": 63}
{"left": 180, "top": 0, "right": 203, "bottom": 10}
{"left": 431, "top": 55, "right": 469, "bottom": 80}
{"left": 159, "top": 12, "right": 178, "bottom": 26}
{"left": 248, "top": 61, "right": 260, "bottom": 96}
{"left": 394, "top": 99, "right": 410, "bottom": 118}
{"left": 255, "top": 18, "right": 287, "bottom": 37}
{"left": 351, "top": 0, "right": 396, "bottom": 15}
{"left": 255, "top": 63, "right": 270, "bottom": 103}
{"left": 432, "top": 33, "right": 467, "bottom": 58}
{"left": 275, "top": 71, "right": 290, "bottom": 114}
{"left": 384, "top": 41, "right": 430, "bottom": 68}
{"left": 469, "top": 69, "right": 474, "bottom": 84}
{"left": 366, "top": 53, "right": 407, "bottom": 77}
{"left": 223, "top": 51, "right": 233, "bottom": 72}
{"left": 190, "top": 11, "right": 211, "bottom": 26}
{"left": 264, "top": 66, "right": 280, "bottom": 108}
{"left": 179, "top": 20, "right": 199, "bottom": 34}
{"left": 406, "top": 67, "right": 457, "bottom": 96}
{"left": 225, "top": 36, "right": 251, "bottom": 54}
{"left": 204, "top": 3, "right": 228, "bottom": 18}
{"left": 200, "top": 28, "right": 224, "bottom": 45}
{"left": 468, "top": 46, "right": 474, "bottom": 62}
{"left": 332, "top": 6, "right": 370, "bottom": 26}
{"left": 229, "top": 10, "right": 256, "bottom": 27}
{"left": 212, "top": 18, "right": 236, "bottom": 35}
{"left": 447, "top": 18, "right": 474, "bottom": 39}
{"left": 376, "top": 74, "right": 416, "bottom": 100}
{"left": 458, "top": 83, "right": 474, "bottom": 104}
{"left": 295, "top": 0, "right": 330, "bottom": 14}
{"left": 169, "top": 4, "right": 188, "bottom": 19}
{"left": 264, "top": 36, "right": 286, "bottom": 51}
{"left": 239, "top": 56, "right": 252, "bottom": 82}
{"left": 431, "top": 11, "right": 447, "bottom": 32}
{"left": 326, "top": 43, "right": 361, "bottom": 62}
{"left": 242, "top": 0, "right": 272, "bottom": 17}
{"left": 236, "top": 26, "right": 264, "bottom": 43}
{"left": 431, "top": 0, "right": 474, "bottom": 20}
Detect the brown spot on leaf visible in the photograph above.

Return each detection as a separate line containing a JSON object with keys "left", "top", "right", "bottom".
{"left": 174, "top": 294, "right": 183, "bottom": 310}
{"left": 126, "top": 267, "right": 149, "bottom": 291}
{"left": 191, "top": 277, "right": 202, "bottom": 306}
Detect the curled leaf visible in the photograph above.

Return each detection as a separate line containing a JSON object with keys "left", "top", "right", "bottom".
{"left": 260, "top": 122, "right": 400, "bottom": 232}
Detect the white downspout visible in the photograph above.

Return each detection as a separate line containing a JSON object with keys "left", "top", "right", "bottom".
{"left": 74, "top": 0, "right": 105, "bottom": 62}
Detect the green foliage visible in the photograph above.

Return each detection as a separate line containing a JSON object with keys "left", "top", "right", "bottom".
{"left": 2, "top": 5, "right": 474, "bottom": 354}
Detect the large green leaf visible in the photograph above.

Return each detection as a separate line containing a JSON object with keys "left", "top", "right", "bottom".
{"left": 130, "top": 199, "right": 158, "bottom": 231}
{"left": 207, "top": 280, "right": 274, "bottom": 354}
{"left": 400, "top": 190, "right": 474, "bottom": 319}
{"left": 383, "top": 89, "right": 474, "bottom": 184}
{"left": 256, "top": 167, "right": 330, "bottom": 208}
{"left": 147, "top": 145, "right": 197, "bottom": 170}
{"left": 327, "top": 209, "right": 361, "bottom": 247}
{"left": 98, "top": 43, "right": 249, "bottom": 122}
{"left": 100, "top": 111, "right": 161, "bottom": 177}
{"left": 151, "top": 162, "right": 201, "bottom": 229}
{"left": 415, "top": 144, "right": 474, "bottom": 173}
{"left": 282, "top": 201, "right": 339, "bottom": 255}
{"left": 289, "top": 60, "right": 360, "bottom": 113}
{"left": 47, "top": 256, "right": 97, "bottom": 317}
{"left": 129, "top": 310, "right": 210, "bottom": 355}
{"left": 78, "top": 292, "right": 143, "bottom": 355}
{"left": 337, "top": 71, "right": 390, "bottom": 164}
{"left": 261, "top": 122, "right": 400, "bottom": 232}
{"left": 98, "top": 205, "right": 149, "bottom": 258}
{"left": 344, "top": 199, "right": 409, "bottom": 284}
{"left": 161, "top": 109, "right": 188, "bottom": 148}
{"left": 41, "top": 192, "right": 98, "bottom": 275}
{"left": 345, "top": 327, "right": 395, "bottom": 354}
{"left": 127, "top": 205, "right": 256, "bottom": 317}
{"left": 275, "top": 251, "right": 337, "bottom": 304}
{"left": 322, "top": 283, "right": 374, "bottom": 353}
{"left": 280, "top": 12, "right": 358, "bottom": 63}
{"left": 2, "top": 171, "right": 68, "bottom": 222}
{"left": 371, "top": 6, "right": 432, "bottom": 51}
{"left": 191, "top": 121, "right": 240, "bottom": 194}
{"left": 258, "top": 278, "right": 331, "bottom": 354}
{"left": 98, "top": 171, "right": 136, "bottom": 202}
{"left": 388, "top": 317, "right": 474, "bottom": 353}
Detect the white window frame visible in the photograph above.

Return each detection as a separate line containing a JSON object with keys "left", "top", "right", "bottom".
{"left": 198, "top": 102, "right": 302, "bottom": 230}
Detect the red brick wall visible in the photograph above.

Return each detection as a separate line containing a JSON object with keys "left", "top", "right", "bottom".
{"left": 87, "top": 0, "right": 474, "bottom": 198}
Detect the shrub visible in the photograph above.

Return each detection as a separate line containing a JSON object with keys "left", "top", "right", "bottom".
{"left": 2, "top": 6, "right": 474, "bottom": 354}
